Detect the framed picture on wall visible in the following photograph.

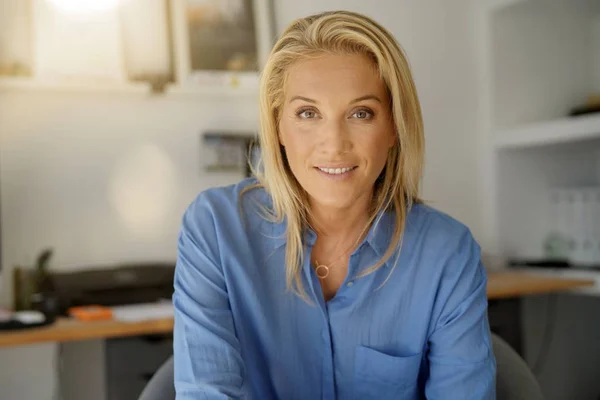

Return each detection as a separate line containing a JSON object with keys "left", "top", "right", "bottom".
{"left": 170, "top": 0, "right": 275, "bottom": 89}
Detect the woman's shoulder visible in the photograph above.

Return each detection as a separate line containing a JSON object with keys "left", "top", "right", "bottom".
{"left": 407, "top": 203, "right": 478, "bottom": 250}
{"left": 183, "top": 177, "right": 270, "bottom": 227}
{"left": 405, "top": 203, "right": 483, "bottom": 286}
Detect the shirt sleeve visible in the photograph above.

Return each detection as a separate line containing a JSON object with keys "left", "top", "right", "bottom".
{"left": 425, "top": 229, "right": 497, "bottom": 399}
{"left": 173, "top": 197, "right": 250, "bottom": 400}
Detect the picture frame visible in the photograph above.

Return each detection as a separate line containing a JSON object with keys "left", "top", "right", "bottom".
{"left": 169, "top": 0, "right": 275, "bottom": 89}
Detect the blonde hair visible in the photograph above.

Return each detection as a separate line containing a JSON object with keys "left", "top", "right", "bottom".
{"left": 247, "top": 10, "right": 424, "bottom": 299}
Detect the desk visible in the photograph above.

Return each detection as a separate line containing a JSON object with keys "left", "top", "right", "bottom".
{"left": 0, "top": 269, "right": 594, "bottom": 349}
{"left": 0, "top": 317, "right": 173, "bottom": 348}
{"left": 486, "top": 270, "right": 595, "bottom": 299}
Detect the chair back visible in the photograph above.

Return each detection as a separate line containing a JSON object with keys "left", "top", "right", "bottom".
{"left": 137, "top": 355, "right": 174, "bottom": 400}
{"left": 492, "top": 333, "right": 545, "bottom": 400}
{"left": 138, "top": 334, "right": 545, "bottom": 400}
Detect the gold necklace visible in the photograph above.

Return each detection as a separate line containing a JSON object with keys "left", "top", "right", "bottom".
{"left": 314, "top": 261, "right": 333, "bottom": 279}
{"left": 312, "top": 233, "right": 364, "bottom": 280}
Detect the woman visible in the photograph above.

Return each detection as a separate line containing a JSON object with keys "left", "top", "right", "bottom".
{"left": 173, "top": 10, "right": 496, "bottom": 400}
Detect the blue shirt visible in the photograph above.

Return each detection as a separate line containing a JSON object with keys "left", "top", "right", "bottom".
{"left": 173, "top": 178, "right": 496, "bottom": 399}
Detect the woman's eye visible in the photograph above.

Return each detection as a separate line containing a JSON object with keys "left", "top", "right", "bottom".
{"left": 352, "top": 109, "right": 373, "bottom": 120}
{"left": 298, "top": 109, "right": 317, "bottom": 119}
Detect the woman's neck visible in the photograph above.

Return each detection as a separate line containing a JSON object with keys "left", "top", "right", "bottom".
{"left": 308, "top": 192, "right": 372, "bottom": 243}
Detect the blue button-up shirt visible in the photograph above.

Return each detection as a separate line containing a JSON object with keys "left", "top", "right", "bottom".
{"left": 173, "top": 178, "right": 496, "bottom": 399}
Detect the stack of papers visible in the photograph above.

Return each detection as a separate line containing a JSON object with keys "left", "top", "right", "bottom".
{"left": 110, "top": 301, "right": 174, "bottom": 323}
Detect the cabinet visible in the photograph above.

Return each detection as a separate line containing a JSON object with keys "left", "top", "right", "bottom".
{"left": 61, "top": 335, "right": 173, "bottom": 400}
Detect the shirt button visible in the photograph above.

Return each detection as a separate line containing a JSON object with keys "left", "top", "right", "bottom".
{"left": 346, "top": 281, "right": 354, "bottom": 287}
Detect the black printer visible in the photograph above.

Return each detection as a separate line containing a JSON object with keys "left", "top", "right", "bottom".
{"left": 49, "top": 262, "right": 175, "bottom": 315}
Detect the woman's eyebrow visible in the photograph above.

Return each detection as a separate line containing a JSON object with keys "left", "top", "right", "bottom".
{"left": 288, "top": 94, "right": 382, "bottom": 104}
{"left": 289, "top": 96, "right": 317, "bottom": 104}
{"left": 349, "top": 94, "right": 381, "bottom": 104}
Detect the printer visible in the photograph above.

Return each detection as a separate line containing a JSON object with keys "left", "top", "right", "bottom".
{"left": 49, "top": 262, "right": 175, "bottom": 315}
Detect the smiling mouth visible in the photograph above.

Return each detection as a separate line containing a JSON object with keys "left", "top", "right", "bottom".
{"left": 316, "top": 166, "right": 357, "bottom": 175}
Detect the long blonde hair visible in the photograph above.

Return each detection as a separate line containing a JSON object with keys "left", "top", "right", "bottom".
{"left": 248, "top": 10, "right": 424, "bottom": 299}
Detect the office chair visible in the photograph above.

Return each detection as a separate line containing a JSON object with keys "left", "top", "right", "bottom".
{"left": 137, "top": 355, "right": 175, "bottom": 400}
{"left": 137, "top": 333, "right": 545, "bottom": 400}
{"left": 492, "top": 333, "right": 545, "bottom": 400}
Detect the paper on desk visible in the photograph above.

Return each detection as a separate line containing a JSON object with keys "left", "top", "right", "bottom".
{"left": 110, "top": 301, "right": 174, "bottom": 323}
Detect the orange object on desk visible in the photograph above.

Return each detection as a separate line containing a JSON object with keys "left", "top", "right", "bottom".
{"left": 68, "top": 305, "right": 113, "bottom": 321}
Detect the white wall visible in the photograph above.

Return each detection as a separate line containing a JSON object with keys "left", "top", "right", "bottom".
{"left": 0, "top": 92, "right": 255, "bottom": 302}
{"left": 0, "top": 0, "right": 482, "bottom": 398}
{"left": 592, "top": 15, "right": 600, "bottom": 92}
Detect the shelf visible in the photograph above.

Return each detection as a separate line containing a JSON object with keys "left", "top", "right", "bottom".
{"left": 484, "top": 0, "right": 526, "bottom": 12}
{"left": 0, "top": 78, "right": 262, "bottom": 100}
{"left": 494, "top": 113, "right": 600, "bottom": 150}
{"left": 165, "top": 84, "right": 259, "bottom": 100}
{"left": 486, "top": 0, "right": 600, "bottom": 12}
{"left": 0, "top": 76, "right": 152, "bottom": 94}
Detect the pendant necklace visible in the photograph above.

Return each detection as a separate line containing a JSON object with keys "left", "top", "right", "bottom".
{"left": 312, "top": 232, "right": 364, "bottom": 280}
{"left": 314, "top": 261, "right": 332, "bottom": 279}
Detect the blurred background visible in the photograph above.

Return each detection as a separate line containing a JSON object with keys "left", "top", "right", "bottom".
{"left": 0, "top": 0, "right": 599, "bottom": 399}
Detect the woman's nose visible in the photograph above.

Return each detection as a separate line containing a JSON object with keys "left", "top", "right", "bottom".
{"left": 319, "top": 119, "right": 351, "bottom": 155}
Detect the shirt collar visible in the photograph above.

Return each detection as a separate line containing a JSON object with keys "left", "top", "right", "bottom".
{"left": 268, "top": 205, "right": 397, "bottom": 259}
{"left": 364, "top": 209, "right": 395, "bottom": 258}
{"left": 268, "top": 217, "right": 318, "bottom": 248}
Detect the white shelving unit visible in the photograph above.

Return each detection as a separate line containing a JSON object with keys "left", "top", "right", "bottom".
{"left": 494, "top": 113, "right": 600, "bottom": 149}
{"left": 479, "top": 4, "right": 600, "bottom": 397}
{"left": 485, "top": 0, "right": 527, "bottom": 12}
{"left": 165, "top": 84, "right": 260, "bottom": 100}
{"left": 0, "top": 77, "right": 264, "bottom": 99}
{"left": 0, "top": 76, "right": 152, "bottom": 94}
{"left": 0, "top": 0, "right": 158, "bottom": 95}
{"left": 0, "top": 0, "right": 263, "bottom": 100}
{"left": 478, "top": 0, "right": 600, "bottom": 264}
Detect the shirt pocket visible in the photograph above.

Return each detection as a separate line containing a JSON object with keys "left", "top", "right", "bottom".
{"left": 353, "top": 345, "right": 422, "bottom": 400}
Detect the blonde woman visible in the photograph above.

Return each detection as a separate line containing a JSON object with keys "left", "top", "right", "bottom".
{"left": 173, "top": 10, "right": 496, "bottom": 400}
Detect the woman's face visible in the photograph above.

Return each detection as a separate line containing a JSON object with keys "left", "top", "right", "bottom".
{"left": 278, "top": 53, "right": 396, "bottom": 211}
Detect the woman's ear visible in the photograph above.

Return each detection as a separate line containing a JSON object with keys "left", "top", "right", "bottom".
{"left": 278, "top": 127, "right": 286, "bottom": 147}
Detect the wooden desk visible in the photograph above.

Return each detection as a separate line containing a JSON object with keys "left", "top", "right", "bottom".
{"left": 0, "top": 270, "right": 594, "bottom": 348}
{"left": 486, "top": 270, "right": 595, "bottom": 299}
{"left": 0, "top": 316, "right": 173, "bottom": 348}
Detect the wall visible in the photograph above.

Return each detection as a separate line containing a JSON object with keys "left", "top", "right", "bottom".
{"left": 592, "top": 15, "right": 600, "bottom": 92}
{"left": 0, "top": 0, "right": 482, "bottom": 398}
{"left": 0, "top": 92, "right": 255, "bottom": 302}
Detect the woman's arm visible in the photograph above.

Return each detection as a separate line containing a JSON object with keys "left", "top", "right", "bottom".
{"left": 173, "top": 198, "right": 249, "bottom": 400}
{"left": 425, "top": 229, "right": 496, "bottom": 399}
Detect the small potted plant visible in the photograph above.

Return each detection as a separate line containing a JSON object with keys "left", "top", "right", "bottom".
{"left": 30, "top": 248, "right": 59, "bottom": 322}
{"left": 32, "top": 248, "right": 54, "bottom": 294}
{"left": 13, "top": 248, "right": 58, "bottom": 322}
